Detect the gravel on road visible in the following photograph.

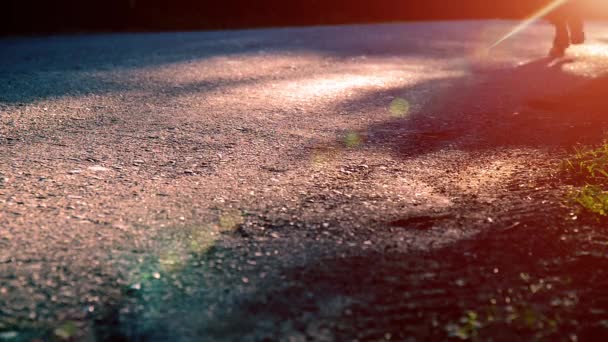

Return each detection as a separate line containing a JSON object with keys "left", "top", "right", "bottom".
{"left": 2, "top": 21, "right": 608, "bottom": 340}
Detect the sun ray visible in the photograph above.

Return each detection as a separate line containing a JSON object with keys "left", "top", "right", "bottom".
{"left": 489, "top": 0, "right": 569, "bottom": 50}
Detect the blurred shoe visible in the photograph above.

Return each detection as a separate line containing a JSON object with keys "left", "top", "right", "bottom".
{"left": 549, "top": 45, "right": 567, "bottom": 58}
{"left": 571, "top": 30, "right": 585, "bottom": 45}
{"left": 553, "top": 23, "right": 570, "bottom": 51}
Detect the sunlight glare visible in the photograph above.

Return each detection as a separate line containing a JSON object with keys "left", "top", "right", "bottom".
{"left": 291, "top": 74, "right": 393, "bottom": 99}
{"left": 489, "top": 0, "right": 569, "bottom": 50}
{"left": 562, "top": 43, "right": 608, "bottom": 76}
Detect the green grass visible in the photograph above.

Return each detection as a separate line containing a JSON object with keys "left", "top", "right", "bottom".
{"left": 562, "top": 142, "right": 608, "bottom": 216}
{"left": 563, "top": 143, "right": 608, "bottom": 183}
{"left": 446, "top": 306, "right": 560, "bottom": 340}
{"left": 572, "top": 185, "right": 608, "bottom": 216}
{"left": 446, "top": 311, "right": 482, "bottom": 340}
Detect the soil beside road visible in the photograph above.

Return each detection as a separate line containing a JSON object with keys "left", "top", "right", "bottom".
{"left": 2, "top": 21, "right": 608, "bottom": 340}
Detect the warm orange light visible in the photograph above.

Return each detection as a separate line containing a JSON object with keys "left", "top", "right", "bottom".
{"left": 489, "top": 0, "right": 569, "bottom": 50}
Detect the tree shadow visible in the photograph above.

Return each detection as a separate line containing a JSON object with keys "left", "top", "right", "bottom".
{"left": 88, "top": 54, "right": 608, "bottom": 340}
{"left": 345, "top": 56, "right": 608, "bottom": 160}
{"left": 12, "top": 22, "right": 608, "bottom": 340}
{"left": 220, "top": 208, "right": 608, "bottom": 340}
{"left": 99, "top": 177, "right": 608, "bottom": 340}
{"left": 171, "top": 56, "right": 608, "bottom": 339}
{"left": 0, "top": 21, "right": 545, "bottom": 105}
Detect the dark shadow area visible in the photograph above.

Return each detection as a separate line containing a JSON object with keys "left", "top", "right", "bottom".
{"left": 0, "top": 21, "right": 536, "bottom": 105}
{"left": 226, "top": 212, "right": 608, "bottom": 340}
{"left": 344, "top": 56, "right": 608, "bottom": 160}
{"left": 7, "top": 23, "right": 608, "bottom": 341}
{"left": 153, "top": 57, "right": 608, "bottom": 339}
{"left": 0, "top": 72, "right": 272, "bottom": 106}
{"left": 80, "top": 53, "right": 608, "bottom": 340}
{"left": 93, "top": 168, "right": 608, "bottom": 340}
{"left": 0, "top": 0, "right": 556, "bottom": 35}
{"left": 178, "top": 57, "right": 608, "bottom": 338}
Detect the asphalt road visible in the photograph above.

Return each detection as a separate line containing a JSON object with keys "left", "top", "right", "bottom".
{"left": 3, "top": 21, "right": 608, "bottom": 341}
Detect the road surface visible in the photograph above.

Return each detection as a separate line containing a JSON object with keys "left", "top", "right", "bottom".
{"left": 2, "top": 21, "right": 608, "bottom": 340}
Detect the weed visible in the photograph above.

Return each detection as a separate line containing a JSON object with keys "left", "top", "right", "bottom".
{"left": 562, "top": 142, "right": 608, "bottom": 216}
{"left": 343, "top": 131, "right": 362, "bottom": 148}
{"left": 446, "top": 311, "right": 482, "bottom": 340}
{"left": 54, "top": 321, "right": 78, "bottom": 340}
{"left": 562, "top": 143, "right": 608, "bottom": 184}
{"left": 573, "top": 185, "right": 608, "bottom": 216}
{"left": 447, "top": 306, "right": 560, "bottom": 340}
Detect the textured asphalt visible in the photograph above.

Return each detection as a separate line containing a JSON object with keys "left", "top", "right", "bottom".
{"left": 3, "top": 21, "right": 608, "bottom": 341}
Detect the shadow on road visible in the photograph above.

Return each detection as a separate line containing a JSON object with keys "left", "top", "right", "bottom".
{"left": 0, "top": 21, "right": 543, "bottom": 105}
{"left": 97, "top": 170, "right": 608, "bottom": 340}
{"left": 93, "top": 56, "right": 608, "bottom": 340}
{"left": 225, "top": 206, "right": 608, "bottom": 340}
{"left": 344, "top": 56, "right": 608, "bottom": 160}
{"left": 7, "top": 24, "right": 608, "bottom": 340}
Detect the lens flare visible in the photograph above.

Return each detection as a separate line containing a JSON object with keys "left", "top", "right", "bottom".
{"left": 344, "top": 132, "right": 362, "bottom": 148}
{"left": 389, "top": 98, "right": 411, "bottom": 118}
{"left": 489, "top": 0, "right": 569, "bottom": 50}
{"left": 311, "top": 146, "right": 340, "bottom": 167}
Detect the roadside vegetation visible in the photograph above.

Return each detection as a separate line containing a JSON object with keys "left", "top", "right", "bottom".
{"left": 562, "top": 142, "right": 608, "bottom": 216}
